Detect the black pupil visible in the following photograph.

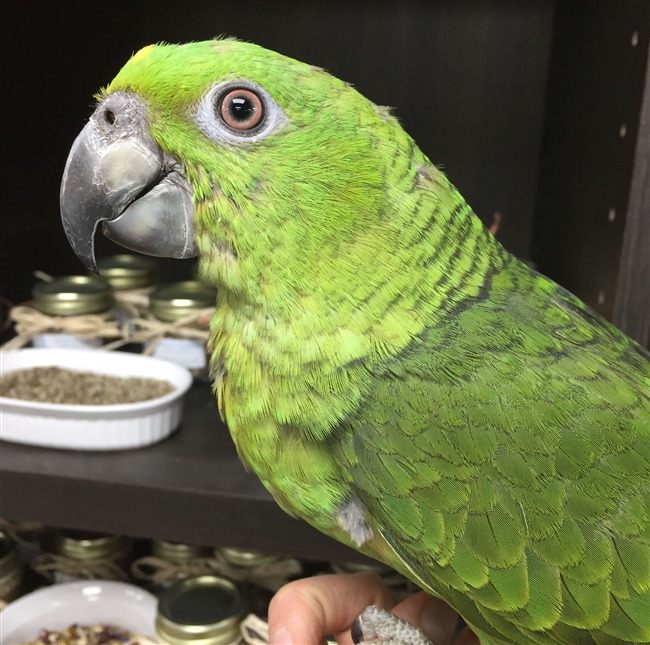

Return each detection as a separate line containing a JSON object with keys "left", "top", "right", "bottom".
{"left": 229, "top": 95, "right": 255, "bottom": 122}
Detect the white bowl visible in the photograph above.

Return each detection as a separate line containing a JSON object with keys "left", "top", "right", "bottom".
{"left": 0, "top": 349, "right": 193, "bottom": 450}
{"left": 0, "top": 580, "right": 158, "bottom": 644}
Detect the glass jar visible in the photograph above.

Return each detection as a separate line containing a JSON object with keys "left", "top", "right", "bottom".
{"left": 0, "top": 520, "right": 43, "bottom": 567}
{"left": 153, "top": 540, "right": 213, "bottom": 591}
{"left": 96, "top": 254, "right": 157, "bottom": 351}
{"left": 154, "top": 540, "right": 213, "bottom": 565}
{"left": 218, "top": 548, "right": 282, "bottom": 570}
{"left": 147, "top": 281, "right": 217, "bottom": 378}
{"left": 97, "top": 254, "right": 156, "bottom": 291}
{"left": 31, "top": 275, "right": 115, "bottom": 349}
{"left": 32, "top": 529, "right": 130, "bottom": 584}
{"left": 217, "top": 547, "right": 301, "bottom": 616}
{"left": 131, "top": 539, "right": 214, "bottom": 594}
{"left": 0, "top": 531, "right": 22, "bottom": 607}
{"left": 98, "top": 254, "right": 155, "bottom": 321}
{"left": 156, "top": 575, "right": 247, "bottom": 645}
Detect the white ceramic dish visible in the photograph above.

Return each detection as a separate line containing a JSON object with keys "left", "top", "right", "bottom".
{"left": 0, "top": 580, "right": 158, "bottom": 644}
{"left": 0, "top": 349, "right": 192, "bottom": 450}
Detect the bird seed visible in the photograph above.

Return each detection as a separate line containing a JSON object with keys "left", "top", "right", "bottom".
{"left": 1, "top": 366, "right": 175, "bottom": 405}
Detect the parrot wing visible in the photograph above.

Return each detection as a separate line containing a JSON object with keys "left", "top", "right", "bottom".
{"left": 334, "top": 270, "right": 650, "bottom": 645}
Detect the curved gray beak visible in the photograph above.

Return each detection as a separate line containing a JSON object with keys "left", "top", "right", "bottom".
{"left": 60, "top": 92, "right": 197, "bottom": 272}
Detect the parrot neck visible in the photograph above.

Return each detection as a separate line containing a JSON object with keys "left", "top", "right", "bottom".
{"left": 206, "top": 175, "right": 512, "bottom": 447}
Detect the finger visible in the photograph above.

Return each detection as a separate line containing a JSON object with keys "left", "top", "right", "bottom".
{"left": 389, "top": 591, "right": 461, "bottom": 645}
{"left": 269, "top": 572, "right": 395, "bottom": 645}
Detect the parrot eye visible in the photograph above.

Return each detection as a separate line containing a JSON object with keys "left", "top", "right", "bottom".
{"left": 219, "top": 89, "right": 264, "bottom": 130}
{"left": 194, "top": 79, "right": 287, "bottom": 145}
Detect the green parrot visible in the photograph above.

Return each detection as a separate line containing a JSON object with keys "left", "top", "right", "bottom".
{"left": 60, "top": 40, "right": 650, "bottom": 645}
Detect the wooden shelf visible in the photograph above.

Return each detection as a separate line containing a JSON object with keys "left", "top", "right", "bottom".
{"left": 0, "top": 383, "right": 365, "bottom": 563}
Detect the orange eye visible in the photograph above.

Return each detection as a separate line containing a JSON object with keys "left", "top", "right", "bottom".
{"left": 219, "top": 89, "right": 264, "bottom": 130}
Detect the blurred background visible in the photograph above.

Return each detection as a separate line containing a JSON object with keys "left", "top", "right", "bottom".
{"left": 2, "top": 0, "right": 648, "bottom": 344}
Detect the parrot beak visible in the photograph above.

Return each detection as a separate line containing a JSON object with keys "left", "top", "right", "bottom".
{"left": 60, "top": 92, "right": 197, "bottom": 272}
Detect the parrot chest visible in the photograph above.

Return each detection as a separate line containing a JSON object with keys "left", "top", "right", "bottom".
{"left": 211, "top": 300, "right": 381, "bottom": 536}
{"left": 222, "top": 376, "right": 357, "bottom": 538}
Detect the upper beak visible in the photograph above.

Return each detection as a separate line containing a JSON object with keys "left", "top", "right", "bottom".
{"left": 60, "top": 91, "right": 197, "bottom": 272}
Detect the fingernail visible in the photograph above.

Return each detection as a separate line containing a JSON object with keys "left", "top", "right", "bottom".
{"left": 270, "top": 627, "right": 294, "bottom": 645}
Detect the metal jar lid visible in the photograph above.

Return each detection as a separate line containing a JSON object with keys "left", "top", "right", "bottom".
{"left": 153, "top": 540, "right": 212, "bottom": 565}
{"left": 97, "top": 254, "right": 156, "bottom": 290}
{"left": 156, "top": 575, "right": 246, "bottom": 645}
{"left": 218, "top": 547, "right": 281, "bottom": 569}
{"left": 56, "top": 529, "right": 126, "bottom": 561}
{"left": 0, "top": 531, "right": 20, "bottom": 578}
{"left": 149, "top": 281, "right": 217, "bottom": 323}
{"left": 32, "top": 276, "right": 113, "bottom": 316}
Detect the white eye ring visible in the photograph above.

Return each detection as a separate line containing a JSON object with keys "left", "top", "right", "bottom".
{"left": 194, "top": 79, "right": 288, "bottom": 146}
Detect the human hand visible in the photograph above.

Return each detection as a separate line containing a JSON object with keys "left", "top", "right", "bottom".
{"left": 268, "top": 572, "right": 479, "bottom": 645}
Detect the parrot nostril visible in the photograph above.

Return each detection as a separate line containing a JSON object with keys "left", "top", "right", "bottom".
{"left": 104, "top": 109, "right": 116, "bottom": 125}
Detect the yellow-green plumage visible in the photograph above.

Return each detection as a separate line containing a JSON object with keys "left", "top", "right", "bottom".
{"left": 97, "top": 41, "right": 650, "bottom": 644}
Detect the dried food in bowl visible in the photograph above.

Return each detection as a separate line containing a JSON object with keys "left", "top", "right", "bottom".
{"left": 0, "top": 349, "right": 193, "bottom": 450}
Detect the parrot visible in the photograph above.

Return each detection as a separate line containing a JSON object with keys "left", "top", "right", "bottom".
{"left": 59, "top": 40, "right": 650, "bottom": 645}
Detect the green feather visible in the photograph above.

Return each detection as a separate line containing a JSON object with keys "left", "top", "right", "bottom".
{"left": 514, "top": 550, "right": 562, "bottom": 630}
{"left": 563, "top": 525, "right": 614, "bottom": 585}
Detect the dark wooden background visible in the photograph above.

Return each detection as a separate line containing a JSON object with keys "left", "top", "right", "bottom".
{"left": 533, "top": 0, "right": 649, "bottom": 334}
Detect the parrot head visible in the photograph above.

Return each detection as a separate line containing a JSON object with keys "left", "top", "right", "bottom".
{"left": 61, "top": 40, "right": 427, "bottom": 314}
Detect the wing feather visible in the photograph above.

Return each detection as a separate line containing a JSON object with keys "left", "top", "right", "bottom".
{"left": 332, "top": 275, "right": 650, "bottom": 644}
